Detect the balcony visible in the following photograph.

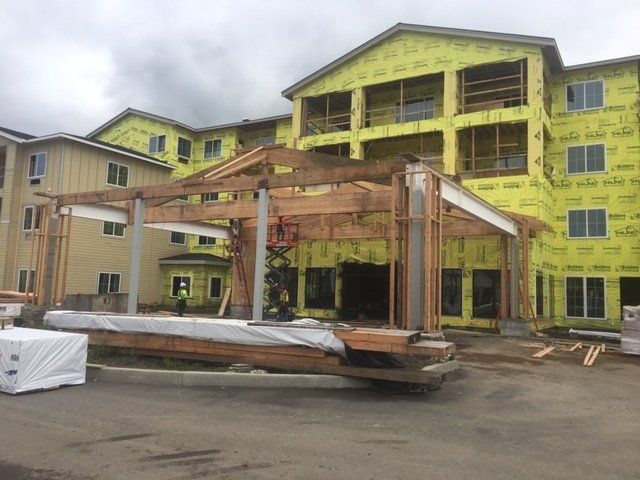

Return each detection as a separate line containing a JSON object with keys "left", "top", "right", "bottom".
{"left": 364, "top": 132, "right": 444, "bottom": 173}
{"left": 364, "top": 73, "right": 444, "bottom": 128}
{"left": 457, "top": 123, "right": 527, "bottom": 179}
{"left": 459, "top": 60, "right": 527, "bottom": 114}
{"left": 302, "top": 91, "right": 351, "bottom": 136}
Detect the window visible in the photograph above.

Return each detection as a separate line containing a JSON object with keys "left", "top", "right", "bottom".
{"left": 102, "top": 221, "right": 126, "bottom": 238}
{"left": 204, "top": 139, "right": 222, "bottom": 160}
{"left": 549, "top": 275, "right": 555, "bottom": 319}
{"left": 148, "top": 135, "right": 166, "bottom": 154}
{"left": 17, "top": 269, "right": 36, "bottom": 293}
{"left": 106, "top": 161, "right": 129, "bottom": 187}
{"left": 566, "top": 80, "right": 604, "bottom": 112}
{"left": 209, "top": 277, "right": 223, "bottom": 298}
{"left": 28, "top": 153, "right": 47, "bottom": 179}
{"left": 97, "top": 272, "right": 121, "bottom": 294}
{"left": 568, "top": 209, "right": 607, "bottom": 238}
{"left": 472, "top": 269, "right": 501, "bottom": 319}
{"left": 536, "top": 272, "right": 544, "bottom": 317}
{"left": 170, "top": 231, "right": 186, "bottom": 245}
{"left": 566, "top": 277, "right": 605, "bottom": 319}
{"left": 567, "top": 144, "right": 606, "bottom": 174}
{"left": 176, "top": 195, "right": 189, "bottom": 202}
{"left": 0, "top": 154, "right": 5, "bottom": 188}
{"left": 252, "top": 191, "right": 260, "bottom": 199}
{"left": 22, "top": 206, "right": 41, "bottom": 231}
{"left": 177, "top": 137, "right": 192, "bottom": 159}
{"left": 305, "top": 268, "right": 335, "bottom": 309}
{"left": 441, "top": 268, "right": 463, "bottom": 317}
{"left": 395, "top": 97, "right": 435, "bottom": 123}
{"left": 201, "top": 192, "right": 219, "bottom": 203}
{"left": 254, "top": 135, "right": 275, "bottom": 146}
{"left": 198, "top": 236, "right": 216, "bottom": 246}
{"left": 171, "top": 276, "right": 191, "bottom": 297}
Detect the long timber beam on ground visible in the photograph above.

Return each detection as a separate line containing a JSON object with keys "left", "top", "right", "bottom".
{"left": 55, "top": 161, "right": 405, "bottom": 206}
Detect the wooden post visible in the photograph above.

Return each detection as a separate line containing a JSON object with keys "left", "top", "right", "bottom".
{"left": 399, "top": 80, "right": 404, "bottom": 123}
{"left": 389, "top": 174, "right": 398, "bottom": 327}
{"left": 496, "top": 124, "right": 500, "bottom": 171}
{"left": 423, "top": 173, "right": 432, "bottom": 332}
{"left": 500, "top": 235, "right": 509, "bottom": 319}
{"left": 325, "top": 94, "right": 330, "bottom": 134}
{"left": 522, "top": 219, "right": 530, "bottom": 320}
{"left": 59, "top": 209, "right": 72, "bottom": 305}
{"left": 461, "top": 70, "right": 465, "bottom": 114}
{"left": 435, "top": 177, "right": 443, "bottom": 331}
{"left": 471, "top": 127, "right": 476, "bottom": 177}
{"left": 520, "top": 59, "right": 525, "bottom": 106}
{"left": 51, "top": 212, "right": 65, "bottom": 305}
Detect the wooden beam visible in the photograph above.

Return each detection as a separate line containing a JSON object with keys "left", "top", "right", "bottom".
{"left": 240, "top": 223, "right": 391, "bottom": 241}
{"left": 144, "top": 190, "right": 392, "bottom": 223}
{"left": 58, "top": 161, "right": 405, "bottom": 206}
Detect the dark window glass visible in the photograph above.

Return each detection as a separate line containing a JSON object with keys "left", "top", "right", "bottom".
{"left": 170, "top": 231, "right": 186, "bottom": 244}
{"left": 586, "top": 277, "right": 605, "bottom": 319}
{"left": 536, "top": 272, "right": 544, "bottom": 317}
{"left": 209, "top": 277, "right": 222, "bottom": 298}
{"left": 441, "top": 268, "right": 462, "bottom": 316}
{"left": 472, "top": 269, "right": 501, "bottom": 319}
{"left": 171, "top": 276, "right": 190, "bottom": 297}
{"left": 198, "top": 236, "right": 216, "bottom": 246}
{"left": 305, "top": 268, "right": 336, "bottom": 309}
{"left": 566, "top": 277, "right": 584, "bottom": 317}
{"left": 98, "top": 273, "right": 120, "bottom": 294}
{"left": 177, "top": 137, "right": 192, "bottom": 159}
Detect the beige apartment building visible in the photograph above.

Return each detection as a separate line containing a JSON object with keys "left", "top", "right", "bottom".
{"left": 0, "top": 127, "right": 190, "bottom": 303}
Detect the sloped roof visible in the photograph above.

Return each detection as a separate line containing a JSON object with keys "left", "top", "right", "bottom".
{"left": 0, "top": 126, "right": 37, "bottom": 141}
{"left": 87, "top": 107, "right": 292, "bottom": 138}
{"left": 281, "top": 23, "right": 639, "bottom": 99}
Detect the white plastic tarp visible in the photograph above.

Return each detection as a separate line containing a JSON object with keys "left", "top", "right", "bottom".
{"left": 0, "top": 327, "right": 87, "bottom": 394}
{"left": 0, "top": 304, "right": 23, "bottom": 317}
{"left": 44, "top": 311, "right": 346, "bottom": 357}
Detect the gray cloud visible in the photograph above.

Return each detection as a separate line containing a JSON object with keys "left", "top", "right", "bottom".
{"left": 0, "top": 0, "right": 638, "bottom": 135}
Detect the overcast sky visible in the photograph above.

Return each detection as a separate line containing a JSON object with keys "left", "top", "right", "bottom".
{"left": 1, "top": 0, "right": 638, "bottom": 136}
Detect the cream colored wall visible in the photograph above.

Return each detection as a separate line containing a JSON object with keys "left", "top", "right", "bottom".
{"left": 0, "top": 139, "right": 22, "bottom": 290}
{"left": 1, "top": 136, "right": 185, "bottom": 298}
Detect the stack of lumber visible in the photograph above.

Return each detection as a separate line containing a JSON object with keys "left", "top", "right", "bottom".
{"left": 0, "top": 291, "right": 26, "bottom": 303}
{"left": 622, "top": 306, "right": 640, "bottom": 356}
{"left": 66, "top": 323, "right": 455, "bottom": 385}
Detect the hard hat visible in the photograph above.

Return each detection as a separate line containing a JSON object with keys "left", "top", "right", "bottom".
{"left": 180, "top": 282, "right": 187, "bottom": 287}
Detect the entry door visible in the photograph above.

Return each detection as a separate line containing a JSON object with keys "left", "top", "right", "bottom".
{"left": 620, "top": 277, "right": 640, "bottom": 319}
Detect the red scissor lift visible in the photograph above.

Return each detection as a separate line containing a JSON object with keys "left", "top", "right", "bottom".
{"left": 265, "top": 217, "right": 299, "bottom": 321}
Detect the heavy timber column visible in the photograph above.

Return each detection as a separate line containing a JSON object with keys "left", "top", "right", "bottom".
{"left": 350, "top": 87, "right": 365, "bottom": 160}
{"left": 127, "top": 196, "right": 144, "bottom": 314}
{"left": 407, "top": 164, "right": 425, "bottom": 330}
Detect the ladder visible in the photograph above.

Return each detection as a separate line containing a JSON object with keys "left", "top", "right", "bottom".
{"left": 230, "top": 220, "right": 252, "bottom": 318}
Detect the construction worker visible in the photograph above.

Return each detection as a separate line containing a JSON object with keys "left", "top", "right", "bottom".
{"left": 278, "top": 285, "right": 290, "bottom": 322}
{"left": 176, "top": 282, "right": 189, "bottom": 317}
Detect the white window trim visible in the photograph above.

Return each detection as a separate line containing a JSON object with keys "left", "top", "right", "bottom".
{"left": 17, "top": 268, "right": 35, "bottom": 293}
{"left": 564, "top": 276, "right": 607, "bottom": 320}
{"left": 209, "top": 276, "right": 223, "bottom": 299}
{"left": 169, "top": 231, "right": 187, "bottom": 245}
{"left": 204, "top": 139, "right": 223, "bottom": 160}
{"left": 105, "top": 161, "right": 130, "bottom": 188}
{"left": 170, "top": 275, "right": 192, "bottom": 298}
{"left": 27, "top": 152, "right": 47, "bottom": 179}
{"left": 97, "top": 271, "right": 122, "bottom": 294}
{"left": 565, "top": 143, "right": 607, "bottom": 176}
{"left": 565, "top": 80, "right": 605, "bottom": 113}
{"left": 200, "top": 192, "right": 219, "bottom": 203}
{"left": 102, "top": 221, "right": 126, "bottom": 239}
{"left": 177, "top": 136, "right": 192, "bottom": 160}
{"left": 22, "top": 205, "right": 36, "bottom": 231}
{"left": 148, "top": 134, "right": 167, "bottom": 154}
{"left": 567, "top": 208, "right": 608, "bottom": 239}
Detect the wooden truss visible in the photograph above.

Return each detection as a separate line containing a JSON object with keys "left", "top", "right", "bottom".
{"left": 50, "top": 145, "right": 551, "bottom": 331}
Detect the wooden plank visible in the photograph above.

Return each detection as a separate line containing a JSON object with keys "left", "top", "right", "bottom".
{"left": 335, "top": 329, "right": 422, "bottom": 345}
{"left": 569, "top": 342, "right": 582, "bottom": 352}
{"left": 77, "top": 330, "right": 333, "bottom": 360}
{"left": 344, "top": 339, "right": 454, "bottom": 358}
{"left": 58, "top": 161, "right": 405, "bottom": 206}
{"left": 217, "top": 288, "right": 231, "bottom": 316}
{"left": 583, "top": 345, "right": 595, "bottom": 366}
{"left": 586, "top": 346, "right": 601, "bottom": 367}
{"left": 532, "top": 346, "right": 555, "bottom": 358}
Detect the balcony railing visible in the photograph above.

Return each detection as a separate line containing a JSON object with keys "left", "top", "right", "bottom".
{"left": 365, "top": 98, "right": 436, "bottom": 127}
{"left": 459, "top": 152, "right": 527, "bottom": 178}
{"left": 306, "top": 112, "right": 351, "bottom": 136}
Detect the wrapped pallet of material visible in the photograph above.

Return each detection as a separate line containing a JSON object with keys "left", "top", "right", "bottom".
{"left": 0, "top": 328, "right": 87, "bottom": 394}
{"left": 621, "top": 306, "right": 640, "bottom": 356}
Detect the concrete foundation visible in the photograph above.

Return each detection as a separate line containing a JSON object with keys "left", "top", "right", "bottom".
{"left": 65, "top": 293, "right": 129, "bottom": 313}
{"left": 499, "top": 318, "right": 532, "bottom": 337}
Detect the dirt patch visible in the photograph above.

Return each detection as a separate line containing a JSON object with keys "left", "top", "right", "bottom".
{"left": 457, "top": 351, "right": 540, "bottom": 365}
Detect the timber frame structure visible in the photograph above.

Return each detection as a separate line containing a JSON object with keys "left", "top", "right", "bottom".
{"left": 47, "top": 145, "right": 551, "bottom": 332}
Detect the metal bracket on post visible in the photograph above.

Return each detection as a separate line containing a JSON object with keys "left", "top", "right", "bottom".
{"left": 252, "top": 185, "right": 269, "bottom": 321}
{"left": 127, "top": 195, "right": 144, "bottom": 314}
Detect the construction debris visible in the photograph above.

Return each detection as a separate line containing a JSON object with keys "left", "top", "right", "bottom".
{"left": 569, "top": 329, "right": 621, "bottom": 341}
{"left": 568, "top": 342, "right": 582, "bottom": 352}
{"left": 531, "top": 346, "right": 556, "bottom": 358}
{"left": 583, "top": 345, "right": 603, "bottom": 367}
